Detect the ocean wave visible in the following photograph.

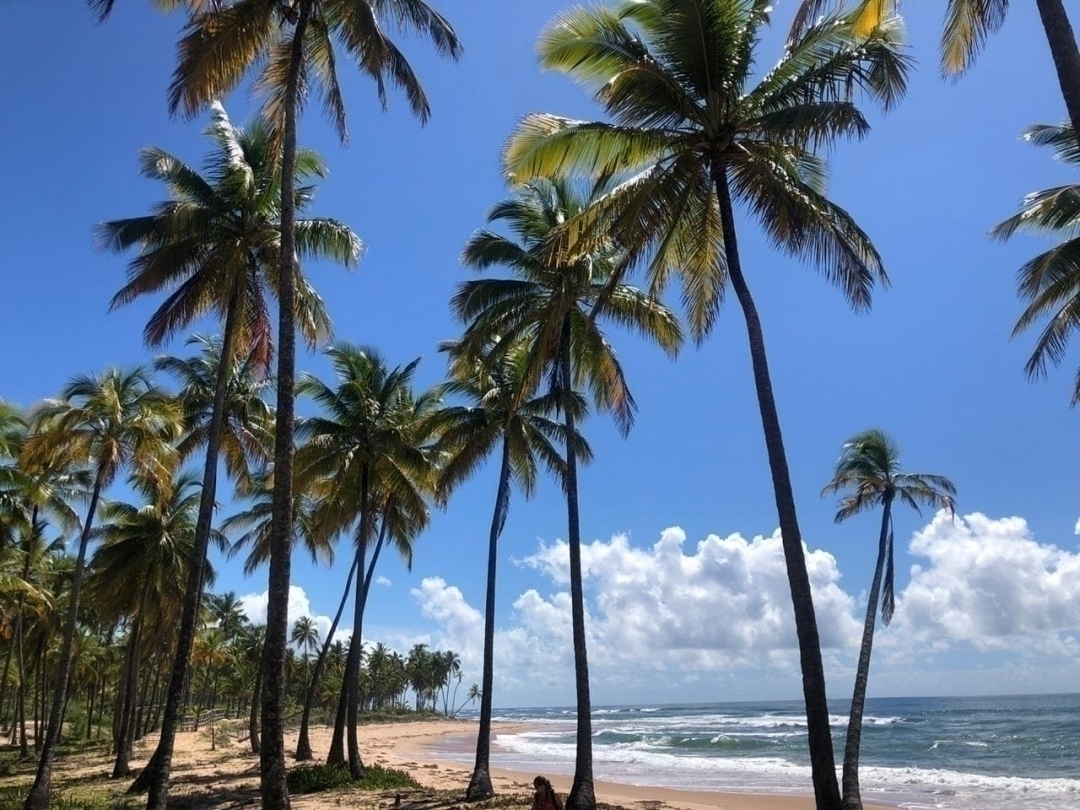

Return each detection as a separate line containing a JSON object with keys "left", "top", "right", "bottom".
{"left": 498, "top": 709, "right": 905, "bottom": 730}
{"left": 859, "top": 764, "right": 1080, "bottom": 797}
{"left": 491, "top": 732, "right": 1079, "bottom": 802}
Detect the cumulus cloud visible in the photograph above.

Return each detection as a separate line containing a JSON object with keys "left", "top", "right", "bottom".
{"left": 411, "top": 528, "right": 862, "bottom": 694}
{"left": 239, "top": 585, "right": 347, "bottom": 646}
{"left": 521, "top": 528, "right": 861, "bottom": 658}
{"left": 407, "top": 518, "right": 1080, "bottom": 699}
{"left": 376, "top": 575, "right": 392, "bottom": 588}
{"left": 410, "top": 577, "right": 594, "bottom": 693}
{"left": 892, "top": 512, "right": 1080, "bottom": 654}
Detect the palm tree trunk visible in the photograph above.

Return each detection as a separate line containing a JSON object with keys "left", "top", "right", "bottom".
{"left": 23, "top": 475, "right": 104, "bottom": 810}
{"left": 13, "top": 511, "right": 34, "bottom": 759}
{"left": 261, "top": 4, "right": 312, "bottom": 808}
{"left": 114, "top": 580, "right": 150, "bottom": 778}
{"left": 112, "top": 617, "right": 141, "bottom": 777}
{"left": 712, "top": 159, "right": 841, "bottom": 810}
{"left": 328, "top": 543, "right": 365, "bottom": 769}
{"left": 1035, "top": 0, "right": 1080, "bottom": 137}
{"left": 33, "top": 637, "right": 45, "bottom": 752}
{"left": 841, "top": 496, "right": 892, "bottom": 810}
{"left": 345, "top": 474, "right": 376, "bottom": 779}
{"left": 296, "top": 550, "right": 361, "bottom": 760}
{"left": 0, "top": 641, "right": 13, "bottom": 728}
{"left": 249, "top": 650, "right": 264, "bottom": 755}
{"left": 144, "top": 663, "right": 161, "bottom": 737}
{"left": 86, "top": 682, "right": 95, "bottom": 742}
{"left": 60, "top": 680, "right": 75, "bottom": 742}
{"left": 560, "top": 317, "right": 595, "bottom": 810}
{"left": 466, "top": 438, "right": 511, "bottom": 802}
{"left": 141, "top": 285, "right": 244, "bottom": 808}
{"left": 16, "top": 617, "right": 28, "bottom": 759}
{"left": 135, "top": 660, "right": 152, "bottom": 740}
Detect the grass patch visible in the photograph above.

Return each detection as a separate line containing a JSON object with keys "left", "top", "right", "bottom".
{"left": 286, "top": 763, "right": 422, "bottom": 795}
{"left": 0, "top": 787, "right": 137, "bottom": 810}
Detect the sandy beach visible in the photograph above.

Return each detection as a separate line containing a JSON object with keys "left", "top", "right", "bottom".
{"left": 0, "top": 718, "right": 890, "bottom": 810}
{"left": 363, "top": 719, "right": 889, "bottom": 810}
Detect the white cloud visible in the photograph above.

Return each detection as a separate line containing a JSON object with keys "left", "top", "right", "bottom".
{"left": 520, "top": 528, "right": 861, "bottom": 659}
{"left": 411, "top": 528, "right": 861, "bottom": 697}
{"left": 891, "top": 511, "right": 1080, "bottom": 654}
{"left": 406, "top": 518, "right": 1080, "bottom": 701}
{"left": 376, "top": 575, "right": 392, "bottom": 588}
{"left": 239, "top": 585, "right": 348, "bottom": 647}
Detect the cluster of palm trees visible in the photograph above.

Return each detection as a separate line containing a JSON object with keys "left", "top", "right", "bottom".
{"left": 0, "top": 493, "right": 471, "bottom": 784}
{"left": 5, "top": 0, "right": 1080, "bottom": 810}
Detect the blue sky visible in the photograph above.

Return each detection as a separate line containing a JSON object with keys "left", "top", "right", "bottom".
{"left": 3, "top": 1, "right": 1080, "bottom": 707}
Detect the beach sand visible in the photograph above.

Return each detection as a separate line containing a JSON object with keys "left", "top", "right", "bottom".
{"left": 0, "top": 719, "right": 889, "bottom": 810}
{"left": 368, "top": 719, "right": 888, "bottom": 810}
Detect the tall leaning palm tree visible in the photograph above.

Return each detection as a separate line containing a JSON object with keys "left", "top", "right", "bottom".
{"left": 102, "top": 106, "right": 359, "bottom": 809}
{"left": 503, "top": 5, "right": 909, "bottom": 807}
{"left": 454, "top": 179, "right": 682, "bottom": 810}
{"left": 821, "top": 429, "right": 955, "bottom": 810}
{"left": 166, "top": 7, "right": 460, "bottom": 804}
{"left": 430, "top": 338, "right": 588, "bottom": 800}
{"left": 20, "top": 368, "right": 180, "bottom": 810}
{"left": 991, "top": 122, "right": 1080, "bottom": 404}
{"left": 295, "top": 344, "right": 437, "bottom": 778}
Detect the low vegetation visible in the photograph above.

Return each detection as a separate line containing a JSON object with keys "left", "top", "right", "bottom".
{"left": 286, "top": 763, "right": 422, "bottom": 795}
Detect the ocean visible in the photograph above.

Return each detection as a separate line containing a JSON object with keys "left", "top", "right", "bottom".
{"left": 436, "top": 695, "right": 1080, "bottom": 810}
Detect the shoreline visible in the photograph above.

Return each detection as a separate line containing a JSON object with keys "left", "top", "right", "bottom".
{"left": 372, "top": 720, "right": 894, "bottom": 810}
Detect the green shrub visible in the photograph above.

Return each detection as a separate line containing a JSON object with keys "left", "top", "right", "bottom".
{"left": 286, "top": 763, "right": 421, "bottom": 795}
{"left": 286, "top": 764, "right": 356, "bottom": 794}
{"left": 357, "top": 763, "right": 423, "bottom": 790}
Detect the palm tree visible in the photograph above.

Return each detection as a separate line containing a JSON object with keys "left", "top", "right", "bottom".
{"left": 290, "top": 616, "right": 320, "bottom": 663}
{"left": 502, "top": 5, "right": 909, "bottom": 806}
{"left": 236, "top": 623, "right": 266, "bottom": 753}
{"left": 166, "top": 7, "right": 461, "bottom": 803}
{"left": 221, "top": 469, "right": 333, "bottom": 578}
{"left": 791, "top": 0, "right": 1080, "bottom": 137}
{"left": 405, "top": 643, "right": 432, "bottom": 710}
{"left": 20, "top": 368, "right": 180, "bottom": 810}
{"left": 940, "top": 0, "right": 1080, "bottom": 137}
{"left": 291, "top": 545, "right": 356, "bottom": 761}
{"left": 821, "top": 429, "right": 956, "bottom": 810}
{"left": 102, "top": 104, "right": 359, "bottom": 808}
{"left": 221, "top": 468, "right": 339, "bottom": 762}
{"left": 86, "top": 470, "right": 224, "bottom": 778}
{"left": 989, "top": 122, "right": 1080, "bottom": 403}
{"left": 0, "top": 408, "right": 87, "bottom": 561}
{"left": 155, "top": 335, "right": 276, "bottom": 492}
{"left": 0, "top": 404, "right": 29, "bottom": 549}
{"left": 454, "top": 179, "right": 682, "bottom": 810}
{"left": 207, "top": 591, "right": 248, "bottom": 644}
{"left": 295, "top": 344, "right": 437, "bottom": 777}
{"left": 429, "top": 338, "right": 586, "bottom": 800}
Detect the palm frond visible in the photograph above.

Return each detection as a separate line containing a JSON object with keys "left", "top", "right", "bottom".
{"left": 940, "top": 0, "right": 1009, "bottom": 77}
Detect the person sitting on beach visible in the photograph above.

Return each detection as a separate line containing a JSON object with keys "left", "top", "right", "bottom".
{"left": 532, "top": 776, "right": 564, "bottom": 810}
